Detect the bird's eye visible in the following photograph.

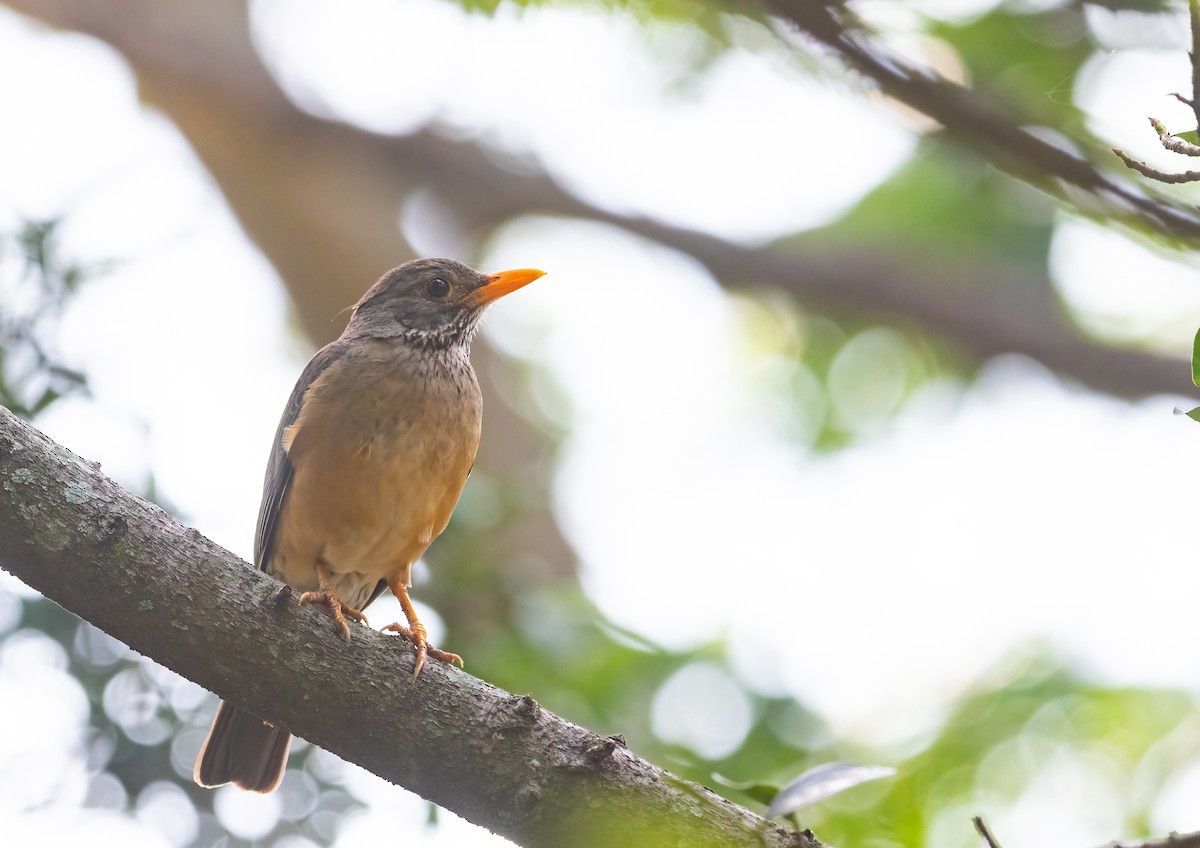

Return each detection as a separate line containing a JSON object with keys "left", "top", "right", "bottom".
{"left": 425, "top": 277, "right": 451, "bottom": 299}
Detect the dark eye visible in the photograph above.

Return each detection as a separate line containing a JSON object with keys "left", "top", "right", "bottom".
{"left": 425, "top": 277, "right": 451, "bottom": 299}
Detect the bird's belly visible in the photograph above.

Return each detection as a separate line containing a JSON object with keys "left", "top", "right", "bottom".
{"left": 268, "top": 398, "right": 478, "bottom": 604}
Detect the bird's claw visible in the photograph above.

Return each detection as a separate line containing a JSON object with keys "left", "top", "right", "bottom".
{"left": 299, "top": 589, "right": 368, "bottom": 641}
{"left": 382, "top": 621, "right": 463, "bottom": 680}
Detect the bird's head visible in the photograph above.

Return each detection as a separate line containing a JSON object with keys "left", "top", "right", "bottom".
{"left": 346, "top": 258, "right": 546, "bottom": 349}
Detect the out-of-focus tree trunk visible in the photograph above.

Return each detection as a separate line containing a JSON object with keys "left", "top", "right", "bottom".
{"left": 2, "top": 0, "right": 582, "bottom": 614}
{"left": 5, "top": 0, "right": 1194, "bottom": 402}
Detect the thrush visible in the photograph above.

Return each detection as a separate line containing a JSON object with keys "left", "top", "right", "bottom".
{"left": 193, "top": 257, "right": 546, "bottom": 793}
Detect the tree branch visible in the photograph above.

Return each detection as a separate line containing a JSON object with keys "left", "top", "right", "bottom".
{"left": 2, "top": 0, "right": 1192, "bottom": 401}
{"left": 763, "top": 0, "right": 1200, "bottom": 241}
{"left": 972, "top": 816, "right": 1004, "bottom": 848}
{"left": 971, "top": 814, "right": 1200, "bottom": 848}
{"left": 1152, "top": 118, "right": 1200, "bottom": 159}
{"left": 1107, "top": 832, "right": 1200, "bottom": 848}
{"left": 0, "top": 404, "right": 817, "bottom": 848}
{"left": 1114, "top": 147, "right": 1200, "bottom": 184}
{"left": 1188, "top": 0, "right": 1200, "bottom": 132}
{"left": 1111, "top": 0, "right": 1200, "bottom": 187}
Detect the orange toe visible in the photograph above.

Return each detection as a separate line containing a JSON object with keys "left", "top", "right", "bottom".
{"left": 300, "top": 589, "right": 367, "bottom": 640}
{"left": 382, "top": 622, "right": 463, "bottom": 680}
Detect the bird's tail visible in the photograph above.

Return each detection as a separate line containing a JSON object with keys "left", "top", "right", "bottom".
{"left": 194, "top": 700, "right": 292, "bottom": 793}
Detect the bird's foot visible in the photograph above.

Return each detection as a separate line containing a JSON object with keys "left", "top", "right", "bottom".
{"left": 382, "top": 620, "right": 463, "bottom": 680}
{"left": 299, "top": 588, "right": 368, "bottom": 641}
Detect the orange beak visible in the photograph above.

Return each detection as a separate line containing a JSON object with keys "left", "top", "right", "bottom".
{"left": 470, "top": 268, "right": 546, "bottom": 307}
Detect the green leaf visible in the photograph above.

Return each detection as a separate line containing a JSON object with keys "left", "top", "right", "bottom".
{"left": 1175, "top": 130, "right": 1200, "bottom": 145}
{"left": 1186, "top": 406, "right": 1200, "bottom": 422}
{"left": 1192, "top": 326, "right": 1200, "bottom": 386}
{"left": 765, "top": 762, "right": 896, "bottom": 820}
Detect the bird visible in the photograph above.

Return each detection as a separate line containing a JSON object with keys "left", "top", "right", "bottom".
{"left": 193, "top": 257, "right": 546, "bottom": 793}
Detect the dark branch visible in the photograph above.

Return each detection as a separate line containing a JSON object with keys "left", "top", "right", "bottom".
{"left": 1114, "top": 148, "right": 1200, "bottom": 184}
{"left": 971, "top": 814, "right": 1200, "bottom": 848}
{"left": 972, "top": 816, "right": 1004, "bottom": 848}
{"left": 0, "top": 405, "right": 817, "bottom": 848}
{"left": 1107, "top": 831, "right": 1200, "bottom": 848}
{"left": 762, "top": 0, "right": 1200, "bottom": 240}
{"left": 1190, "top": 0, "right": 1200, "bottom": 132}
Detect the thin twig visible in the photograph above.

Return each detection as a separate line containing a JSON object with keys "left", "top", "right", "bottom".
{"left": 972, "top": 816, "right": 1004, "bottom": 848}
{"left": 1189, "top": 0, "right": 1200, "bottom": 132}
{"left": 1102, "top": 1, "right": 1200, "bottom": 183}
{"left": 1107, "top": 830, "right": 1200, "bottom": 848}
{"left": 971, "top": 816, "right": 1200, "bottom": 848}
{"left": 763, "top": 0, "right": 1200, "bottom": 240}
{"left": 1114, "top": 148, "right": 1200, "bottom": 183}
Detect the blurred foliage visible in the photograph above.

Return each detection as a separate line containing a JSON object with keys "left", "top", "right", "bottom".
{"left": 742, "top": 0, "right": 1189, "bottom": 448}
{"left": 731, "top": 6, "right": 1071, "bottom": 452}
{"left": 0, "top": 219, "right": 93, "bottom": 418}
{"left": 3, "top": 0, "right": 1199, "bottom": 847}
{"left": 459, "top": 0, "right": 756, "bottom": 32}
{"left": 6, "top": 578, "right": 1198, "bottom": 847}
{"left": 929, "top": 5, "right": 1095, "bottom": 135}
{"left": 1081, "top": 0, "right": 1182, "bottom": 11}
{"left": 732, "top": 294, "right": 951, "bottom": 452}
{"left": 811, "top": 139, "right": 1056, "bottom": 274}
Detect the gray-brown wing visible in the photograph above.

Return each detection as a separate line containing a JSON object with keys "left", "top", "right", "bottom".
{"left": 253, "top": 341, "right": 348, "bottom": 573}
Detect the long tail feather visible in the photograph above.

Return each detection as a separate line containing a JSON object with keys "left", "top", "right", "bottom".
{"left": 194, "top": 700, "right": 292, "bottom": 793}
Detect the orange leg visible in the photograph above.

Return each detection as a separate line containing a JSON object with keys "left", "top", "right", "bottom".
{"left": 382, "top": 578, "right": 463, "bottom": 680}
{"left": 299, "top": 559, "right": 368, "bottom": 641}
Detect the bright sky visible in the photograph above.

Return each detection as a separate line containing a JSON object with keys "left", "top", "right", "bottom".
{"left": 2, "top": 2, "right": 1200, "bottom": 847}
